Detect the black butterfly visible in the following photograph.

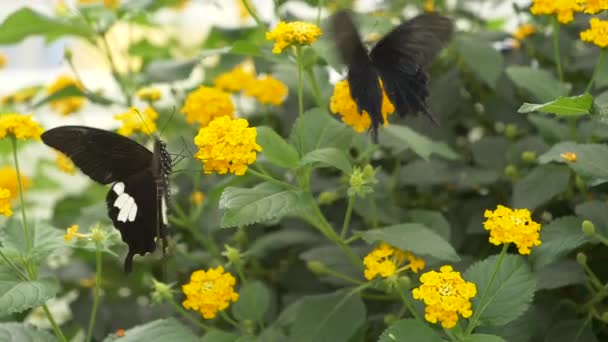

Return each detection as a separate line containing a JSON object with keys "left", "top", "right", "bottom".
{"left": 42, "top": 126, "right": 172, "bottom": 273}
{"left": 332, "top": 10, "right": 453, "bottom": 142}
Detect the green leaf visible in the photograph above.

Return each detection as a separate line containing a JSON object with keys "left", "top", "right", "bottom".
{"left": 358, "top": 223, "right": 460, "bottom": 262}
{"left": 465, "top": 254, "right": 537, "bottom": 326}
{"left": 230, "top": 40, "right": 262, "bottom": 56}
{"left": 247, "top": 229, "right": 320, "bottom": 258}
{"left": 0, "top": 8, "right": 92, "bottom": 44}
{"left": 536, "top": 260, "right": 585, "bottom": 290}
{"left": 403, "top": 209, "right": 451, "bottom": 240}
{"left": 0, "top": 323, "right": 57, "bottom": 342}
{"left": 143, "top": 59, "right": 198, "bottom": 83}
{"left": 527, "top": 115, "right": 570, "bottom": 143}
{"left": 0, "top": 220, "right": 65, "bottom": 264}
{"left": 378, "top": 319, "right": 443, "bottom": 342}
{"left": 506, "top": 66, "right": 569, "bottom": 102}
{"left": 512, "top": 164, "right": 571, "bottom": 210}
{"left": 201, "top": 331, "right": 239, "bottom": 342}
{"left": 539, "top": 142, "right": 608, "bottom": 180}
{"left": 455, "top": 35, "right": 504, "bottom": 88}
{"left": 219, "top": 182, "right": 303, "bottom": 228}
{"left": 576, "top": 201, "right": 608, "bottom": 236}
{"left": 103, "top": 319, "right": 197, "bottom": 342}
{"left": 289, "top": 290, "right": 366, "bottom": 342}
{"left": 0, "top": 266, "right": 60, "bottom": 316}
{"left": 518, "top": 94, "right": 593, "bottom": 116}
{"left": 232, "top": 281, "right": 272, "bottom": 323}
{"left": 464, "top": 334, "right": 507, "bottom": 342}
{"left": 299, "top": 148, "right": 352, "bottom": 174}
{"left": 531, "top": 216, "right": 590, "bottom": 270}
{"left": 289, "top": 108, "right": 355, "bottom": 155}
{"left": 383, "top": 125, "right": 459, "bottom": 160}
{"left": 257, "top": 126, "right": 300, "bottom": 169}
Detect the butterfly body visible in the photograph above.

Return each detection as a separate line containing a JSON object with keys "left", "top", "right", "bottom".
{"left": 332, "top": 11, "right": 453, "bottom": 142}
{"left": 42, "top": 126, "right": 171, "bottom": 273}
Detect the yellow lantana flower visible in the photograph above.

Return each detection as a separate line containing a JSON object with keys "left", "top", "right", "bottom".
{"left": 483, "top": 205, "right": 542, "bottom": 255}
{"left": 412, "top": 265, "right": 477, "bottom": 329}
{"left": 190, "top": 191, "right": 205, "bottom": 206}
{"left": 46, "top": 75, "right": 85, "bottom": 116}
{"left": 530, "top": 0, "right": 583, "bottom": 24}
{"left": 266, "top": 21, "right": 323, "bottom": 54}
{"left": 114, "top": 107, "right": 158, "bottom": 136}
{"left": 330, "top": 80, "right": 395, "bottom": 133}
{"left": 182, "top": 266, "right": 239, "bottom": 319}
{"left": 64, "top": 224, "right": 80, "bottom": 242}
{"left": 560, "top": 151, "right": 577, "bottom": 162}
{"left": 0, "top": 166, "right": 31, "bottom": 200}
{"left": 580, "top": 0, "right": 608, "bottom": 14}
{"left": 580, "top": 18, "right": 608, "bottom": 48}
{"left": 194, "top": 116, "right": 262, "bottom": 176}
{"left": 363, "top": 242, "right": 425, "bottom": 280}
{"left": 181, "top": 86, "right": 235, "bottom": 127}
{"left": 245, "top": 75, "right": 288, "bottom": 106}
{"left": 136, "top": 87, "right": 162, "bottom": 102}
{"left": 214, "top": 64, "right": 256, "bottom": 93}
{"left": 513, "top": 24, "right": 535, "bottom": 41}
{"left": 0, "top": 188, "right": 12, "bottom": 217}
{"left": 0, "top": 114, "right": 44, "bottom": 141}
{"left": 55, "top": 151, "right": 76, "bottom": 175}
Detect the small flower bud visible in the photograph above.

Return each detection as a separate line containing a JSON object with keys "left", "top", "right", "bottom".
{"left": 151, "top": 279, "right": 174, "bottom": 304}
{"left": 307, "top": 261, "right": 328, "bottom": 275}
{"left": 504, "top": 164, "right": 518, "bottom": 179}
{"left": 90, "top": 226, "right": 106, "bottom": 243}
{"left": 576, "top": 252, "right": 587, "bottom": 265}
{"left": 521, "top": 151, "right": 537, "bottom": 163}
{"left": 222, "top": 244, "right": 242, "bottom": 265}
{"left": 582, "top": 220, "right": 596, "bottom": 235}
{"left": 318, "top": 191, "right": 339, "bottom": 205}
{"left": 504, "top": 124, "right": 518, "bottom": 139}
{"left": 575, "top": 176, "right": 586, "bottom": 192}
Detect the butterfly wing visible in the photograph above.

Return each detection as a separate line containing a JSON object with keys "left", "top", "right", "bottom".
{"left": 41, "top": 126, "right": 153, "bottom": 184}
{"left": 332, "top": 10, "right": 384, "bottom": 142}
{"left": 369, "top": 14, "right": 453, "bottom": 122}
{"left": 106, "top": 170, "right": 163, "bottom": 273}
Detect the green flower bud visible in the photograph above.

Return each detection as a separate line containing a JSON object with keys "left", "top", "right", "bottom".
{"left": 318, "top": 191, "right": 339, "bottom": 205}
{"left": 307, "top": 261, "right": 328, "bottom": 275}
{"left": 397, "top": 275, "right": 411, "bottom": 289}
{"left": 222, "top": 244, "right": 242, "bottom": 265}
{"left": 504, "top": 164, "right": 518, "bottom": 179}
{"left": 582, "top": 220, "right": 596, "bottom": 235}
{"left": 348, "top": 165, "right": 378, "bottom": 198}
{"left": 504, "top": 124, "right": 518, "bottom": 139}
{"left": 151, "top": 279, "right": 174, "bottom": 304}
{"left": 90, "top": 226, "right": 106, "bottom": 243}
{"left": 576, "top": 252, "right": 587, "bottom": 265}
{"left": 521, "top": 151, "right": 537, "bottom": 163}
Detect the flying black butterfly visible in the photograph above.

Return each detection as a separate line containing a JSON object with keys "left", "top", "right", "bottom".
{"left": 332, "top": 10, "right": 453, "bottom": 142}
{"left": 42, "top": 126, "right": 172, "bottom": 273}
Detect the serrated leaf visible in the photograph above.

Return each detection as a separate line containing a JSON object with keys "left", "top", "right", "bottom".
{"left": 289, "top": 290, "right": 366, "bottom": 342}
{"left": 299, "top": 147, "right": 352, "bottom": 174}
{"left": 455, "top": 35, "right": 504, "bottom": 88}
{"left": 232, "top": 281, "right": 271, "bottom": 323}
{"left": 247, "top": 229, "right": 320, "bottom": 258}
{"left": 220, "top": 182, "right": 303, "bottom": 228}
{"left": 464, "top": 334, "right": 506, "bottom": 342}
{"left": 0, "top": 323, "right": 57, "bottom": 342}
{"left": 518, "top": 94, "right": 593, "bottom": 116}
{"left": 539, "top": 142, "right": 608, "bottom": 180}
{"left": 257, "top": 126, "right": 300, "bottom": 169}
{"left": 506, "top": 66, "right": 569, "bottom": 102}
{"left": 512, "top": 164, "right": 570, "bottom": 210}
{"left": 383, "top": 125, "right": 459, "bottom": 160}
{"left": 536, "top": 260, "right": 585, "bottom": 290}
{"left": 0, "top": 221, "right": 65, "bottom": 264}
{"left": 0, "top": 8, "right": 92, "bottom": 44}
{"left": 404, "top": 209, "right": 451, "bottom": 240}
{"left": 289, "top": 108, "right": 355, "bottom": 155}
{"left": 0, "top": 266, "right": 60, "bottom": 316}
{"left": 378, "top": 319, "right": 443, "bottom": 342}
{"left": 358, "top": 224, "right": 460, "bottom": 262}
{"left": 102, "top": 318, "right": 197, "bottom": 342}
{"left": 531, "top": 216, "right": 590, "bottom": 270}
{"left": 465, "top": 254, "right": 536, "bottom": 326}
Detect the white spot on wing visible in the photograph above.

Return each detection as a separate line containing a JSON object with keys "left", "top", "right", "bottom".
{"left": 113, "top": 182, "right": 125, "bottom": 195}
{"left": 161, "top": 197, "right": 168, "bottom": 225}
{"left": 117, "top": 197, "right": 135, "bottom": 222}
{"left": 114, "top": 193, "right": 129, "bottom": 209}
{"left": 128, "top": 202, "right": 138, "bottom": 222}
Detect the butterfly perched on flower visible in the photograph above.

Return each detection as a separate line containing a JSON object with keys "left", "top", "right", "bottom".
{"left": 42, "top": 126, "right": 172, "bottom": 273}
{"left": 332, "top": 10, "right": 453, "bottom": 142}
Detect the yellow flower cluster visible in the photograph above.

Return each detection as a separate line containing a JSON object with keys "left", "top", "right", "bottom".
{"left": 0, "top": 114, "right": 43, "bottom": 140}
{"left": 412, "top": 265, "right": 477, "bottom": 329}
{"left": 0, "top": 188, "right": 12, "bottom": 217}
{"left": 214, "top": 64, "right": 256, "bottom": 93}
{"left": 266, "top": 21, "right": 323, "bottom": 54}
{"left": 363, "top": 243, "right": 425, "bottom": 280}
{"left": 136, "top": 87, "right": 162, "bottom": 102}
{"left": 245, "top": 75, "right": 289, "bottom": 106}
{"left": 2, "top": 87, "right": 39, "bottom": 105}
{"left": 483, "top": 205, "right": 542, "bottom": 255}
{"left": 64, "top": 224, "right": 80, "bottom": 242}
{"left": 46, "top": 75, "right": 85, "bottom": 116}
{"left": 182, "top": 266, "right": 239, "bottom": 319}
{"left": 181, "top": 86, "right": 234, "bottom": 127}
{"left": 0, "top": 166, "right": 31, "bottom": 199}
{"left": 531, "top": 0, "right": 583, "bottom": 24}
{"left": 513, "top": 24, "right": 535, "bottom": 41}
{"left": 580, "top": 0, "right": 608, "bottom": 14}
{"left": 56, "top": 151, "right": 76, "bottom": 175}
{"left": 77, "top": 0, "right": 119, "bottom": 8}
{"left": 114, "top": 107, "right": 158, "bottom": 136}
{"left": 330, "top": 80, "right": 395, "bottom": 133}
{"left": 581, "top": 18, "right": 608, "bottom": 48}
{"left": 194, "top": 116, "right": 262, "bottom": 176}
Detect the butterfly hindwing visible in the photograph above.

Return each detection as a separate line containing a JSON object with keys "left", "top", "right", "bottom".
{"left": 42, "top": 126, "right": 153, "bottom": 184}
{"left": 106, "top": 170, "right": 162, "bottom": 273}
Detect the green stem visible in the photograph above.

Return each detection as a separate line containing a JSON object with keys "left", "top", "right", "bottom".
{"left": 247, "top": 168, "right": 298, "bottom": 190}
{"left": 552, "top": 18, "right": 564, "bottom": 83}
{"left": 169, "top": 298, "right": 212, "bottom": 332}
{"left": 0, "top": 248, "right": 28, "bottom": 281}
{"left": 592, "top": 231, "right": 608, "bottom": 249}
{"left": 305, "top": 68, "right": 324, "bottom": 108}
{"left": 443, "top": 328, "right": 460, "bottom": 342}
{"left": 295, "top": 46, "right": 305, "bottom": 117}
{"left": 582, "top": 260, "right": 604, "bottom": 291}
{"left": 101, "top": 34, "right": 132, "bottom": 106}
{"left": 316, "top": 0, "right": 324, "bottom": 26}
{"left": 42, "top": 305, "right": 68, "bottom": 342}
{"left": 220, "top": 311, "right": 241, "bottom": 330}
{"left": 323, "top": 266, "right": 365, "bottom": 285}
{"left": 11, "top": 137, "right": 31, "bottom": 253}
{"left": 397, "top": 288, "right": 422, "bottom": 322}
{"left": 240, "top": 0, "right": 264, "bottom": 28}
{"left": 587, "top": 49, "right": 607, "bottom": 93}
{"left": 568, "top": 117, "right": 578, "bottom": 142}
{"left": 340, "top": 197, "right": 354, "bottom": 239}
{"left": 86, "top": 247, "right": 102, "bottom": 342}
{"left": 464, "top": 244, "right": 509, "bottom": 336}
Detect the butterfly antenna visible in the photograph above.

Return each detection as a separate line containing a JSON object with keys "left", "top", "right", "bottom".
{"left": 132, "top": 108, "right": 157, "bottom": 139}
{"left": 159, "top": 106, "right": 177, "bottom": 137}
